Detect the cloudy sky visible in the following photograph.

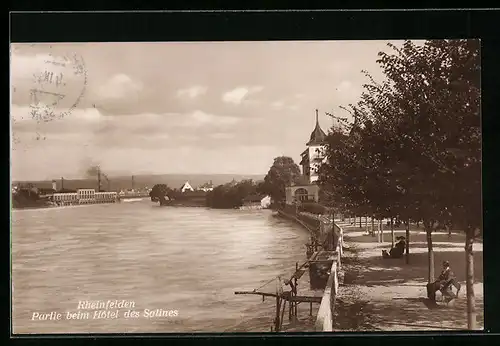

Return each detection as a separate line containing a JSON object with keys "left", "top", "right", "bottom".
{"left": 11, "top": 40, "right": 401, "bottom": 181}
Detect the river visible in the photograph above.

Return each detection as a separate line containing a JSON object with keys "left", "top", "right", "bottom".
{"left": 11, "top": 201, "right": 319, "bottom": 334}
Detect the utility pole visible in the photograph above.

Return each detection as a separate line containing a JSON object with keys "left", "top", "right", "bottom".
{"left": 131, "top": 175, "right": 135, "bottom": 190}
{"left": 61, "top": 177, "right": 64, "bottom": 191}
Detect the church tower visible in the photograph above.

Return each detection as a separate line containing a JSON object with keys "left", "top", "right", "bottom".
{"left": 299, "top": 109, "right": 327, "bottom": 184}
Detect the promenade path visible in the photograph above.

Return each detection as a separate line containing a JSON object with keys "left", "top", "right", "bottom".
{"left": 334, "top": 219, "right": 484, "bottom": 331}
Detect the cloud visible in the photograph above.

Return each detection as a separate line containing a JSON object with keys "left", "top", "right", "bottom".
{"left": 97, "top": 73, "right": 143, "bottom": 101}
{"left": 337, "top": 80, "right": 353, "bottom": 91}
{"left": 176, "top": 85, "right": 207, "bottom": 98}
{"left": 271, "top": 100, "right": 285, "bottom": 110}
{"left": 222, "top": 86, "right": 263, "bottom": 105}
{"left": 210, "top": 132, "right": 235, "bottom": 139}
{"left": 11, "top": 40, "right": 402, "bottom": 180}
{"left": 177, "top": 134, "right": 198, "bottom": 141}
{"left": 335, "top": 80, "right": 362, "bottom": 102}
{"left": 185, "top": 110, "right": 240, "bottom": 127}
{"left": 271, "top": 100, "right": 298, "bottom": 111}
{"left": 11, "top": 104, "right": 103, "bottom": 134}
{"left": 327, "top": 61, "right": 351, "bottom": 75}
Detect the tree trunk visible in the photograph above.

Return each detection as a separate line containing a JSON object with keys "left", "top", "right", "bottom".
{"left": 405, "top": 219, "right": 410, "bottom": 264}
{"left": 447, "top": 224, "right": 451, "bottom": 238}
{"left": 376, "top": 219, "right": 380, "bottom": 242}
{"left": 390, "top": 217, "right": 395, "bottom": 248}
{"left": 359, "top": 216, "right": 362, "bottom": 228}
{"left": 365, "top": 216, "right": 368, "bottom": 231}
{"left": 379, "top": 219, "right": 383, "bottom": 243}
{"left": 425, "top": 221, "right": 435, "bottom": 283}
{"left": 371, "top": 216, "right": 375, "bottom": 237}
{"left": 465, "top": 226, "right": 476, "bottom": 330}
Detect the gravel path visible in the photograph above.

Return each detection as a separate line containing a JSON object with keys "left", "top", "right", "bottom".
{"left": 333, "top": 221, "right": 484, "bottom": 331}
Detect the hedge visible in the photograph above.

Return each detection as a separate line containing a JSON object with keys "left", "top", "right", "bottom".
{"left": 299, "top": 202, "right": 329, "bottom": 215}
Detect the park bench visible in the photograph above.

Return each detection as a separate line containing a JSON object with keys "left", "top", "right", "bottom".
{"left": 436, "top": 282, "right": 461, "bottom": 306}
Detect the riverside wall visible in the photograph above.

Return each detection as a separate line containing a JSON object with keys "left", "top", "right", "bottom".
{"left": 276, "top": 206, "right": 344, "bottom": 331}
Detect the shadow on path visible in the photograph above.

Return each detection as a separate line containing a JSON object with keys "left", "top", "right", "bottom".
{"left": 335, "top": 240, "right": 484, "bottom": 331}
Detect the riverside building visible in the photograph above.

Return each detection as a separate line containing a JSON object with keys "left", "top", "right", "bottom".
{"left": 52, "top": 189, "right": 117, "bottom": 206}
{"left": 285, "top": 109, "right": 327, "bottom": 205}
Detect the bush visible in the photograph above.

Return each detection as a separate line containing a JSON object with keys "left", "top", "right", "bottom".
{"left": 206, "top": 180, "right": 258, "bottom": 209}
{"left": 299, "top": 202, "right": 329, "bottom": 215}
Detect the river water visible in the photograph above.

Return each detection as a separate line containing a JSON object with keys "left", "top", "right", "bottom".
{"left": 11, "top": 201, "right": 319, "bottom": 334}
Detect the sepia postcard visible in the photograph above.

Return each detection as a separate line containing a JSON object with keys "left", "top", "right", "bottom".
{"left": 10, "top": 40, "right": 483, "bottom": 334}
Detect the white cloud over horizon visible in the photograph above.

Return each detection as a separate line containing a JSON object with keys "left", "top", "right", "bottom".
{"left": 176, "top": 85, "right": 208, "bottom": 99}
{"left": 97, "top": 73, "right": 143, "bottom": 100}
{"left": 10, "top": 40, "right": 408, "bottom": 181}
{"left": 222, "top": 86, "right": 264, "bottom": 105}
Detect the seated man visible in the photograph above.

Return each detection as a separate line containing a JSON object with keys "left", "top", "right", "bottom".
{"left": 426, "top": 261, "right": 461, "bottom": 301}
{"left": 382, "top": 236, "right": 406, "bottom": 259}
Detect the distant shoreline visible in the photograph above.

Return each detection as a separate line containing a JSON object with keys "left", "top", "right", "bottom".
{"left": 12, "top": 174, "right": 265, "bottom": 192}
{"left": 12, "top": 201, "right": 53, "bottom": 210}
{"left": 12, "top": 205, "right": 53, "bottom": 211}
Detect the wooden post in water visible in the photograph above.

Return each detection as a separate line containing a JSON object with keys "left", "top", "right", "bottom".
{"left": 280, "top": 297, "right": 286, "bottom": 331}
{"left": 275, "top": 295, "right": 281, "bottom": 332}
{"left": 275, "top": 277, "right": 281, "bottom": 332}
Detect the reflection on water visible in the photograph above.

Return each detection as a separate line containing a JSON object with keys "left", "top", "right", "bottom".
{"left": 12, "top": 202, "right": 312, "bottom": 333}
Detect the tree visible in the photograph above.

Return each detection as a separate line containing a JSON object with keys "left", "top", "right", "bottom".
{"left": 376, "top": 39, "right": 480, "bottom": 328}
{"left": 149, "top": 184, "right": 171, "bottom": 206}
{"left": 261, "top": 156, "right": 303, "bottom": 203}
{"left": 318, "top": 39, "right": 480, "bottom": 329}
{"left": 206, "top": 179, "right": 259, "bottom": 209}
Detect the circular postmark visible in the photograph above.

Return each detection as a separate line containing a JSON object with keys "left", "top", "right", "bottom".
{"left": 28, "top": 49, "right": 88, "bottom": 124}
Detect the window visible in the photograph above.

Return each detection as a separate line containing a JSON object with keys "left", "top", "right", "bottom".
{"left": 294, "top": 188, "right": 309, "bottom": 202}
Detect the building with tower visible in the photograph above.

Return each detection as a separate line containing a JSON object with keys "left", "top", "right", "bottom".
{"left": 285, "top": 109, "right": 328, "bottom": 205}
{"left": 299, "top": 109, "right": 327, "bottom": 184}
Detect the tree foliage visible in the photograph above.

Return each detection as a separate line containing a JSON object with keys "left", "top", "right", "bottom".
{"left": 260, "top": 156, "right": 303, "bottom": 202}
{"left": 319, "top": 39, "right": 480, "bottom": 229}
{"left": 206, "top": 179, "right": 261, "bottom": 209}
{"left": 317, "top": 39, "right": 480, "bottom": 329}
{"left": 149, "top": 184, "right": 172, "bottom": 205}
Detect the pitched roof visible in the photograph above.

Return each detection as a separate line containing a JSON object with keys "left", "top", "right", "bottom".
{"left": 306, "top": 109, "right": 327, "bottom": 146}
{"left": 180, "top": 181, "right": 194, "bottom": 191}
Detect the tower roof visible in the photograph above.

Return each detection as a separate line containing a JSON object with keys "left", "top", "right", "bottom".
{"left": 306, "top": 109, "right": 327, "bottom": 146}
